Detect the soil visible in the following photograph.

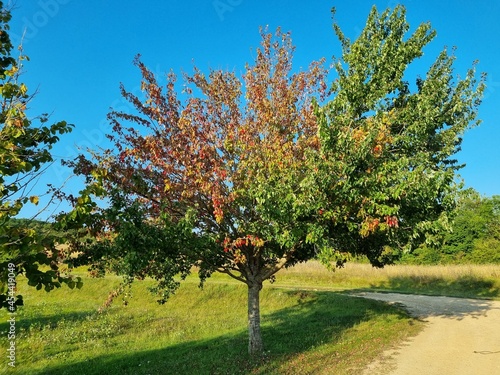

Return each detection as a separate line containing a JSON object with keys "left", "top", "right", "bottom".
{"left": 353, "top": 292, "right": 500, "bottom": 375}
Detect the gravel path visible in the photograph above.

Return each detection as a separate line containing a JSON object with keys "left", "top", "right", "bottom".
{"left": 353, "top": 292, "right": 500, "bottom": 375}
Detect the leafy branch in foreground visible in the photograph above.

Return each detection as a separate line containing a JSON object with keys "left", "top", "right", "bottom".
{"left": 0, "top": 2, "right": 77, "bottom": 309}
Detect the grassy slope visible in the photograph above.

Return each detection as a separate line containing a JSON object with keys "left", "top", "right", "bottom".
{"left": 2, "top": 262, "right": 499, "bottom": 374}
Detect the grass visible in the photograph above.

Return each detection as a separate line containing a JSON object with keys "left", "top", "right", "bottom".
{"left": 272, "top": 261, "right": 500, "bottom": 299}
{"left": 1, "top": 261, "right": 499, "bottom": 374}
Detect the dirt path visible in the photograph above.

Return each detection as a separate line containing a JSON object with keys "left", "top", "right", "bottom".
{"left": 353, "top": 292, "right": 500, "bottom": 375}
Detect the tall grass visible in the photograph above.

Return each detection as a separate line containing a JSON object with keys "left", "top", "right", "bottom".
{"left": 273, "top": 262, "right": 500, "bottom": 299}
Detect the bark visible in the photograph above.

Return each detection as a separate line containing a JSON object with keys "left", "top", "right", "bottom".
{"left": 247, "top": 279, "right": 263, "bottom": 355}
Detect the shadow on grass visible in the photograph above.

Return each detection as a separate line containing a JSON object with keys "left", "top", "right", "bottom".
{"left": 370, "top": 274, "right": 500, "bottom": 299}
{"left": 0, "top": 310, "right": 95, "bottom": 335}
{"left": 19, "top": 291, "right": 410, "bottom": 375}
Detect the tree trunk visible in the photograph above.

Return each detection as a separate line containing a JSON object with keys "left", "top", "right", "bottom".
{"left": 247, "top": 280, "right": 263, "bottom": 356}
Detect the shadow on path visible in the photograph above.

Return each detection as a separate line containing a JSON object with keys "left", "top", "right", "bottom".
{"left": 351, "top": 292, "right": 500, "bottom": 320}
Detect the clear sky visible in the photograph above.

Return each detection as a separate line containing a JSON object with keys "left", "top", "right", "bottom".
{"left": 8, "top": 0, "right": 500, "bottom": 218}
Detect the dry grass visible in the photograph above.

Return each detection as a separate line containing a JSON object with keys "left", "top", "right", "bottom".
{"left": 272, "top": 261, "right": 500, "bottom": 299}
{"left": 343, "top": 262, "right": 500, "bottom": 280}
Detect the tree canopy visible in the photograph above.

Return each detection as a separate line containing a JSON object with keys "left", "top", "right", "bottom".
{"left": 63, "top": 5, "right": 485, "bottom": 355}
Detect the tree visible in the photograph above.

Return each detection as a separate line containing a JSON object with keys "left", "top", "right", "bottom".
{"left": 64, "top": 27, "right": 328, "bottom": 355}
{"left": 64, "top": 6, "right": 484, "bottom": 355}
{"left": 312, "top": 6, "right": 485, "bottom": 266}
{"left": 441, "top": 189, "right": 492, "bottom": 261}
{"left": 400, "top": 190, "right": 500, "bottom": 265}
{"left": 0, "top": 2, "right": 79, "bottom": 310}
{"left": 436, "top": 191, "right": 500, "bottom": 263}
{"left": 469, "top": 195, "right": 500, "bottom": 264}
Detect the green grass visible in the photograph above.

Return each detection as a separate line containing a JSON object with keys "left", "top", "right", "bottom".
{"left": 2, "top": 261, "right": 499, "bottom": 374}
{"left": 1, "top": 268, "right": 423, "bottom": 375}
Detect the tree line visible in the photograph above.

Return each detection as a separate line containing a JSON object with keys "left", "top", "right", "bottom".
{"left": 402, "top": 190, "right": 500, "bottom": 265}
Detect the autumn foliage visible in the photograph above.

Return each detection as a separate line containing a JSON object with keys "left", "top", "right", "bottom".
{"left": 72, "top": 27, "right": 329, "bottom": 280}
{"left": 65, "top": 6, "right": 485, "bottom": 355}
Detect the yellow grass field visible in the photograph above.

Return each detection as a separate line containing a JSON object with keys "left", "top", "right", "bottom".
{"left": 270, "top": 261, "right": 500, "bottom": 299}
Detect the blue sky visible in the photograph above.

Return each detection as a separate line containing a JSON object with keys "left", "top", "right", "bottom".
{"left": 8, "top": 0, "right": 500, "bottom": 218}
